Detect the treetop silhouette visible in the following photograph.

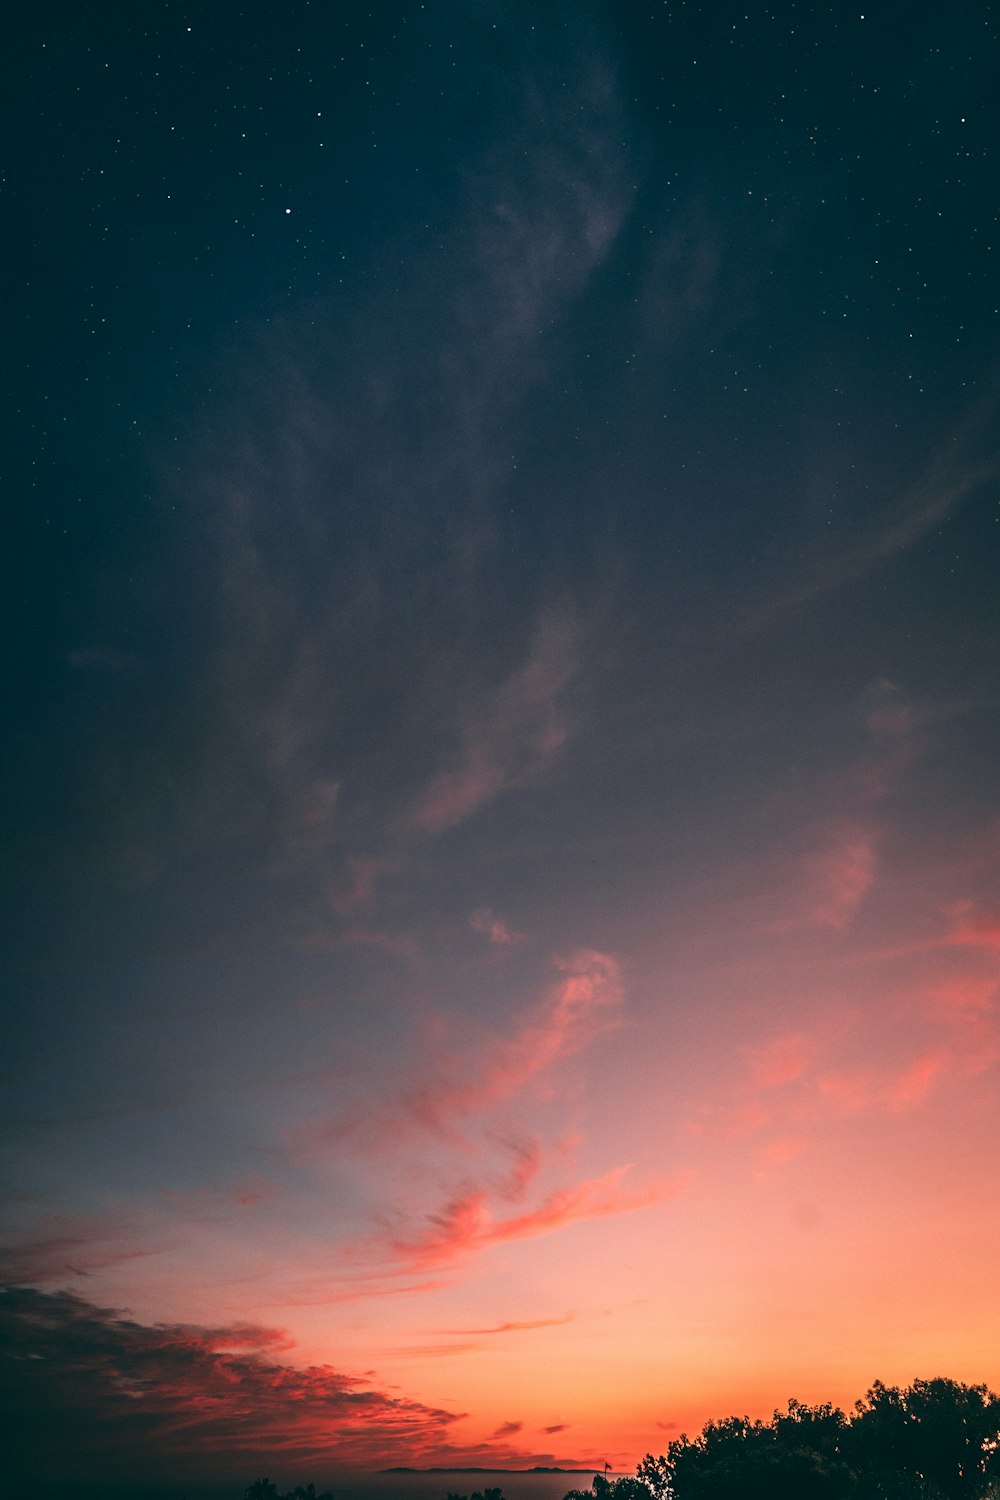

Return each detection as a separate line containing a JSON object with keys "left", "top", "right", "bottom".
{"left": 625, "top": 1377, "right": 1000, "bottom": 1500}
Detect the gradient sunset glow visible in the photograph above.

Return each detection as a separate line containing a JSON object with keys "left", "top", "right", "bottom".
{"left": 5, "top": 0, "right": 1000, "bottom": 1494}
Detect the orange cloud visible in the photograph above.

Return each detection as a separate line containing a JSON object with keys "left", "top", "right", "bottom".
{"left": 443, "top": 1315, "right": 576, "bottom": 1335}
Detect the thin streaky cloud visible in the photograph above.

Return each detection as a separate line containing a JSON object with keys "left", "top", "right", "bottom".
{"left": 406, "top": 949, "right": 623, "bottom": 1134}
{"left": 744, "top": 1033, "right": 815, "bottom": 1091}
{"left": 802, "top": 823, "right": 879, "bottom": 930}
{"left": 295, "top": 950, "right": 623, "bottom": 1158}
{"left": 385, "top": 1166, "right": 684, "bottom": 1273}
{"left": 491, "top": 1420, "right": 524, "bottom": 1440}
{"left": 438, "top": 1314, "right": 576, "bottom": 1336}
{"left": 747, "top": 413, "right": 1000, "bottom": 632}
{"left": 411, "top": 611, "right": 579, "bottom": 834}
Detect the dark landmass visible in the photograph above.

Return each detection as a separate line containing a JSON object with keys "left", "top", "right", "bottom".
{"left": 380, "top": 1468, "right": 594, "bottom": 1475}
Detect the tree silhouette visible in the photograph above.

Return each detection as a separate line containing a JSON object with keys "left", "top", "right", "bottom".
{"left": 636, "top": 1404, "right": 854, "bottom": 1500}
{"left": 564, "top": 1472, "right": 654, "bottom": 1500}
{"left": 633, "top": 1379, "right": 1000, "bottom": 1500}
{"left": 244, "top": 1481, "right": 334, "bottom": 1500}
{"left": 848, "top": 1378, "right": 1000, "bottom": 1500}
{"left": 443, "top": 1489, "right": 506, "bottom": 1500}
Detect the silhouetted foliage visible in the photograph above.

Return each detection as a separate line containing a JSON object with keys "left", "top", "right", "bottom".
{"left": 848, "top": 1378, "right": 1000, "bottom": 1500}
{"left": 444, "top": 1489, "right": 506, "bottom": 1500}
{"left": 244, "top": 1481, "right": 333, "bottom": 1500}
{"left": 627, "top": 1378, "right": 1000, "bottom": 1500}
{"left": 564, "top": 1473, "right": 654, "bottom": 1500}
{"left": 634, "top": 1404, "right": 854, "bottom": 1500}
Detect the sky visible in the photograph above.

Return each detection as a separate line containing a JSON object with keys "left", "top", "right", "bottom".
{"left": 4, "top": 0, "right": 1000, "bottom": 1493}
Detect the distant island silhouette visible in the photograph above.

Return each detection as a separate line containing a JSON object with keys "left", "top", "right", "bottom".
{"left": 381, "top": 1467, "right": 594, "bottom": 1474}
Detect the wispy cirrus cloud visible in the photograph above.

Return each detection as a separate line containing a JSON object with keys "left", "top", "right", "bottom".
{"left": 817, "top": 1047, "right": 956, "bottom": 1116}
{"left": 406, "top": 949, "right": 623, "bottom": 1133}
{"left": 0, "top": 1216, "right": 164, "bottom": 1288}
{"left": 750, "top": 408, "right": 1000, "bottom": 629}
{"left": 945, "top": 902, "right": 1000, "bottom": 952}
{"left": 383, "top": 1166, "right": 681, "bottom": 1274}
{"left": 293, "top": 949, "right": 624, "bottom": 1160}
{"left": 769, "top": 679, "right": 919, "bottom": 934}
{"left": 181, "top": 15, "right": 634, "bottom": 899}
{"left": 102, "top": 7, "right": 634, "bottom": 969}
{"left": 744, "top": 1033, "right": 815, "bottom": 1091}
{"left": 801, "top": 822, "right": 879, "bottom": 929}
{"left": 470, "top": 906, "right": 521, "bottom": 945}
{"left": 411, "top": 612, "right": 579, "bottom": 834}
{"left": 696, "top": 953, "right": 1000, "bottom": 1161}
{"left": 493, "top": 1136, "right": 545, "bottom": 1201}
{"left": 442, "top": 1314, "right": 576, "bottom": 1336}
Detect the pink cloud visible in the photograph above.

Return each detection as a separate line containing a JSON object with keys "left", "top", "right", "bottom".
{"left": 887, "top": 1048, "right": 952, "bottom": 1111}
{"left": 845, "top": 676, "right": 920, "bottom": 802}
{"left": 327, "top": 856, "right": 386, "bottom": 917}
{"left": 803, "top": 824, "right": 878, "bottom": 928}
{"left": 386, "top": 1165, "right": 681, "bottom": 1272}
{"left": 230, "top": 1175, "right": 276, "bottom": 1208}
{"left": 413, "top": 756, "right": 508, "bottom": 834}
{"left": 289, "top": 950, "right": 623, "bottom": 1164}
{"left": 945, "top": 902, "right": 1000, "bottom": 951}
{"left": 470, "top": 906, "right": 520, "bottom": 945}
{"left": 926, "top": 973, "right": 998, "bottom": 1014}
{"left": 411, "top": 612, "right": 577, "bottom": 833}
{"left": 756, "top": 1137, "right": 807, "bottom": 1168}
{"left": 406, "top": 949, "right": 623, "bottom": 1133}
{"left": 494, "top": 1136, "right": 544, "bottom": 1200}
{"left": 818, "top": 1045, "right": 960, "bottom": 1118}
{"left": 745, "top": 1033, "right": 814, "bottom": 1090}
